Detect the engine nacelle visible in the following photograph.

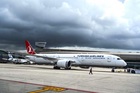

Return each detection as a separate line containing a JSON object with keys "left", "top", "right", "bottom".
{"left": 56, "top": 59, "right": 71, "bottom": 69}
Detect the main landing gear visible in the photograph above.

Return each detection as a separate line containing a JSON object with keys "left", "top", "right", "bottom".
{"left": 53, "top": 66, "right": 60, "bottom": 69}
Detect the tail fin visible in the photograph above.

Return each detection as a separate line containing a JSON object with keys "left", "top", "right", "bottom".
{"left": 25, "top": 40, "right": 36, "bottom": 55}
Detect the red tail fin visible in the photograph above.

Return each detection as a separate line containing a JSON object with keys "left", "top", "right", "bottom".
{"left": 25, "top": 40, "right": 36, "bottom": 55}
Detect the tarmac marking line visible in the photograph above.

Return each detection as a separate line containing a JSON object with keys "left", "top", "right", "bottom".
{"left": 0, "top": 79, "right": 96, "bottom": 93}
{"left": 28, "top": 86, "right": 66, "bottom": 93}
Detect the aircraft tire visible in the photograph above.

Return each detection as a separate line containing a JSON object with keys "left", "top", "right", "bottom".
{"left": 131, "top": 70, "right": 135, "bottom": 74}
{"left": 65, "top": 67, "right": 71, "bottom": 70}
{"left": 111, "top": 68, "right": 115, "bottom": 72}
{"left": 53, "top": 66, "right": 60, "bottom": 69}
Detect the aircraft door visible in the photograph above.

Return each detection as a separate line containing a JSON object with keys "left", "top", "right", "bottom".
{"left": 107, "top": 56, "right": 112, "bottom": 62}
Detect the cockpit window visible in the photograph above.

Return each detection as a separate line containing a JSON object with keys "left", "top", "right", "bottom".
{"left": 117, "top": 58, "right": 121, "bottom": 60}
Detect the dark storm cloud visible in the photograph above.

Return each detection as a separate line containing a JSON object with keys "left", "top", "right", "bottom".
{"left": 0, "top": 0, "right": 140, "bottom": 50}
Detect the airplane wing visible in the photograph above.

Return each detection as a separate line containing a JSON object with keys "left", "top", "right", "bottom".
{"left": 36, "top": 55, "right": 76, "bottom": 63}
{"left": 34, "top": 55, "right": 58, "bottom": 61}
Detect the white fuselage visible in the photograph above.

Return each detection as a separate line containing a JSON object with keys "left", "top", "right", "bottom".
{"left": 26, "top": 54, "right": 127, "bottom": 67}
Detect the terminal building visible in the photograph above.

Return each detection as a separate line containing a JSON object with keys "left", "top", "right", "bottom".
{"left": 0, "top": 50, "right": 10, "bottom": 63}
{"left": 1, "top": 44, "right": 140, "bottom": 68}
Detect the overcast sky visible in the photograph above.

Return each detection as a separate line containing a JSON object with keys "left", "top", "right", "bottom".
{"left": 0, "top": 0, "right": 140, "bottom": 51}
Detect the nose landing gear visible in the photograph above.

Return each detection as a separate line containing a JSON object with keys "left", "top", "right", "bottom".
{"left": 111, "top": 67, "right": 115, "bottom": 72}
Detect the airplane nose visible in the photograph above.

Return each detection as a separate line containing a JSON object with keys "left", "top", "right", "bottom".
{"left": 123, "top": 61, "right": 127, "bottom": 66}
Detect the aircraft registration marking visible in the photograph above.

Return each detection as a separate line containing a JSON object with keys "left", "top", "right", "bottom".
{"left": 28, "top": 86, "right": 66, "bottom": 93}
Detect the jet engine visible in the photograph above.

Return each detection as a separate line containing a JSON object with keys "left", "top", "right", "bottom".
{"left": 56, "top": 59, "right": 71, "bottom": 69}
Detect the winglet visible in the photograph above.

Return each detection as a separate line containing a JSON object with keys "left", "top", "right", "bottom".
{"left": 25, "top": 40, "right": 36, "bottom": 55}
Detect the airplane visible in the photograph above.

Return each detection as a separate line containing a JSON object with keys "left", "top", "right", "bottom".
{"left": 25, "top": 40, "right": 127, "bottom": 70}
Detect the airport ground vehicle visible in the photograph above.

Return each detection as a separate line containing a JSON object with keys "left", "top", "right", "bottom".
{"left": 127, "top": 66, "right": 140, "bottom": 74}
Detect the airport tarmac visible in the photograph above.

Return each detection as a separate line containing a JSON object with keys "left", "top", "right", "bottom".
{"left": 0, "top": 63, "right": 140, "bottom": 93}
